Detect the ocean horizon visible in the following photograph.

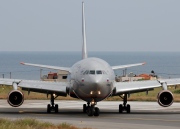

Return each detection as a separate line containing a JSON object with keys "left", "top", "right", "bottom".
{"left": 0, "top": 51, "right": 180, "bottom": 80}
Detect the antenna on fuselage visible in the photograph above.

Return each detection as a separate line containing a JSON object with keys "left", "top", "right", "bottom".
{"left": 82, "top": 2, "right": 88, "bottom": 59}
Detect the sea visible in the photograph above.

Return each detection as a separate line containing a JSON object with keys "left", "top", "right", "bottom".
{"left": 0, "top": 51, "right": 180, "bottom": 80}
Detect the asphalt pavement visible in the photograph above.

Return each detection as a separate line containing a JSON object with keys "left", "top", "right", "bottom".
{"left": 0, "top": 100, "right": 180, "bottom": 129}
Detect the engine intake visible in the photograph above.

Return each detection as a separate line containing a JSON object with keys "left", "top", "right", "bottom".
{"left": 7, "top": 90, "right": 24, "bottom": 107}
{"left": 157, "top": 90, "right": 173, "bottom": 107}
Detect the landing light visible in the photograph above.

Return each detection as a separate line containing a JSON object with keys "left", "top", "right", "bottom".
{"left": 98, "top": 91, "right": 101, "bottom": 95}
{"left": 90, "top": 91, "right": 93, "bottom": 95}
{"left": 91, "top": 101, "right": 95, "bottom": 105}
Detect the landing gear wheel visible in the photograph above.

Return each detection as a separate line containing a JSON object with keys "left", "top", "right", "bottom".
{"left": 55, "top": 104, "right": 59, "bottom": 113}
{"left": 119, "top": 93, "right": 131, "bottom": 114}
{"left": 119, "top": 104, "right": 123, "bottom": 113}
{"left": 87, "top": 107, "right": 93, "bottom": 116}
{"left": 94, "top": 107, "right": 100, "bottom": 116}
{"left": 83, "top": 104, "right": 87, "bottom": 113}
{"left": 47, "top": 94, "right": 59, "bottom": 113}
{"left": 127, "top": 104, "right": 130, "bottom": 113}
{"left": 47, "top": 104, "right": 51, "bottom": 113}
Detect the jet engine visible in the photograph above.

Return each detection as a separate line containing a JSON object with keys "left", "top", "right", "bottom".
{"left": 7, "top": 90, "right": 24, "bottom": 107}
{"left": 157, "top": 90, "right": 173, "bottom": 107}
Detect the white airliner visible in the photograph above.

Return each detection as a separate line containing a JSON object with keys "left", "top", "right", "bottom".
{"left": 1, "top": 2, "right": 180, "bottom": 116}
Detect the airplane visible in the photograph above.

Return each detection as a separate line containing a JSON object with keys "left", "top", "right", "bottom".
{"left": 1, "top": 2, "right": 180, "bottom": 116}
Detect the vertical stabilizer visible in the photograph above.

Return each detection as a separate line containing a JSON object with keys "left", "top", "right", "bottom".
{"left": 82, "top": 2, "right": 88, "bottom": 59}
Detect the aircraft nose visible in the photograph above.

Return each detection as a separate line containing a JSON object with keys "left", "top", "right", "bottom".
{"left": 93, "top": 78, "right": 99, "bottom": 84}
{"left": 91, "top": 76, "right": 103, "bottom": 87}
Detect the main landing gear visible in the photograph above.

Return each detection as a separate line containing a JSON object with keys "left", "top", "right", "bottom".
{"left": 83, "top": 102, "right": 100, "bottom": 116}
{"left": 119, "top": 93, "right": 131, "bottom": 113}
{"left": 47, "top": 94, "right": 59, "bottom": 113}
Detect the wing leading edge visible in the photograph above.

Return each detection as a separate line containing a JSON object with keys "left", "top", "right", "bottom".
{"left": 113, "top": 78, "right": 180, "bottom": 95}
{"left": 0, "top": 78, "right": 69, "bottom": 96}
{"left": 20, "top": 62, "right": 70, "bottom": 72}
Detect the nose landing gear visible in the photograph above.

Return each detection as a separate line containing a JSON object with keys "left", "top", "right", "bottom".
{"left": 87, "top": 106, "right": 100, "bottom": 116}
{"left": 83, "top": 101, "right": 100, "bottom": 116}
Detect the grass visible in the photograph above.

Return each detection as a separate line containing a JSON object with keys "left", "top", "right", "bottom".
{"left": 0, "top": 118, "right": 90, "bottom": 129}
{"left": 1, "top": 85, "right": 180, "bottom": 102}
{"left": 173, "top": 89, "right": 180, "bottom": 94}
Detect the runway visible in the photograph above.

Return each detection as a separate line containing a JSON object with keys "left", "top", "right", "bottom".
{"left": 0, "top": 100, "right": 180, "bottom": 129}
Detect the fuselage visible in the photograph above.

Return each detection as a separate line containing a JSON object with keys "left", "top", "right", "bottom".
{"left": 68, "top": 57, "right": 115, "bottom": 103}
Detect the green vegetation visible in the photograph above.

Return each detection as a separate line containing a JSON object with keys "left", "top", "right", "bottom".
{"left": 0, "top": 118, "right": 90, "bottom": 129}
{"left": 173, "top": 89, "right": 180, "bottom": 94}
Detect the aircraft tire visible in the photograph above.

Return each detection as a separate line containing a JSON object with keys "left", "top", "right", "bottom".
{"left": 94, "top": 107, "right": 100, "bottom": 116}
{"left": 47, "top": 104, "right": 51, "bottom": 113}
{"left": 55, "top": 104, "right": 59, "bottom": 113}
{"left": 127, "top": 104, "right": 130, "bottom": 113}
{"left": 87, "top": 107, "right": 93, "bottom": 116}
{"left": 119, "top": 104, "right": 123, "bottom": 113}
{"left": 83, "top": 104, "right": 87, "bottom": 113}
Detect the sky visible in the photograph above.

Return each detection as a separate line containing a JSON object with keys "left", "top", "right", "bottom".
{"left": 0, "top": 0, "right": 180, "bottom": 52}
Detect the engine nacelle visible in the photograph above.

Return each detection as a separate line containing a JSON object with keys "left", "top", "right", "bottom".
{"left": 7, "top": 90, "right": 24, "bottom": 107}
{"left": 157, "top": 90, "right": 173, "bottom": 107}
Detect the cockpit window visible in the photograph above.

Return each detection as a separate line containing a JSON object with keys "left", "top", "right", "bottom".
{"left": 102, "top": 71, "right": 107, "bottom": 74}
{"left": 83, "top": 70, "right": 106, "bottom": 75}
{"left": 83, "top": 70, "right": 89, "bottom": 75}
{"left": 89, "top": 70, "right": 95, "bottom": 74}
{"left": 96, "top": 70, "right": 102, "bottom": 74}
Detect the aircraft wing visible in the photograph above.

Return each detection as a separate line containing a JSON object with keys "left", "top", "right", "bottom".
{"left": 112, "top": 62, "right": 146, "bottom": 70}
{"left": 113, "top": 78, "right": 180, "bottom": 95}
{"left": 0, "top": 78, "right": 69, "bottom": 96}
{"left": 159, "top": 78, "right": 180, "bottom": 86}
{"left": 20, "top": 62, "right": 70, "bottom": 72}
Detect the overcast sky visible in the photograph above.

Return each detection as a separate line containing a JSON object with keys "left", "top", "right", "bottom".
{"left": 0, "top": 0, "right": 180, "bottom": 52}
